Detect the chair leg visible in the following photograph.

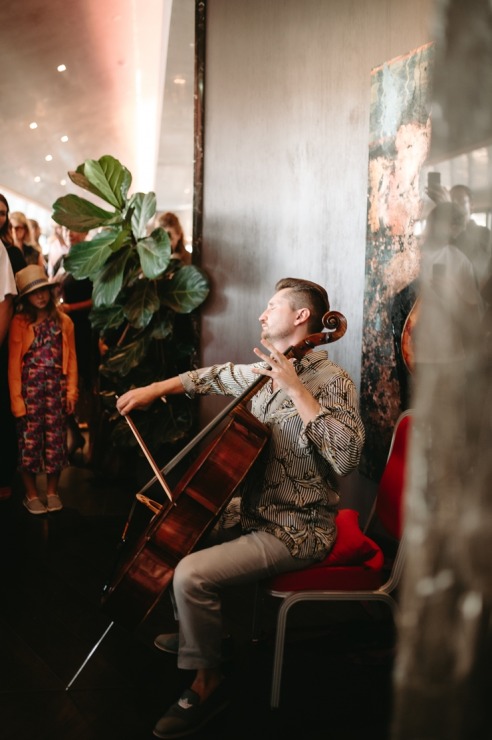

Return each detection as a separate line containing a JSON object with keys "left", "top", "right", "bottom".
{"left": 268, "top": 592, "right": 399, "bottom": 709}
{"left": 270, "top": 595, "right": 295, "bottom": 709}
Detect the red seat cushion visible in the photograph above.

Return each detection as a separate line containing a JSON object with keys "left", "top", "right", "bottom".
{"left": 266, "top": 509, "right": 384, "bottom": 592}
{"left": 376, "top": 414, "right": 411, "bottom": 540}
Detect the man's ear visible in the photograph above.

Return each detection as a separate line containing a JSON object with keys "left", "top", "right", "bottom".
{"left": 294, "top": 307, "right": 310, "bottom": 326}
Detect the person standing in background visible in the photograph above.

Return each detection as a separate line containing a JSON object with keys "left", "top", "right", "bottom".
{"left": 0, "top": 195, "right": 26, "bottom": 274}
{"left": 0, "top": 243, "right": 15, "bottom": 344}
{"left": 58, "top": 230, "right": 96, "bottom": 461}
{"left": 154, "top": 212, "right": 192, "bottom": 265}
{"left": 28, "top": 218, "right": 46, "bottom": 266}
{"left": 8, "top": 265, "right": 78, "bottom": 514}
{"left": 0, "top": 238, "right": 17, "bottom": 500}
{"left": 10, "top": 211, "right": 44, "bottom": 268}
{"left": 46, "top": 224, "right": 69, "bottom": 279}
{"left": 426, "top": 182, "right": 491, "bottom": 292}
{"left": 0, "top": 193, "right": 23, "bottom": 501}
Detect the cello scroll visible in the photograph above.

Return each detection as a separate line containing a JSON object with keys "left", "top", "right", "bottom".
{"left": 288, "top": 310, "right": 347, "bottom": 360}
{"left": 322, "top": 310, "right": 347, "bottom": 342}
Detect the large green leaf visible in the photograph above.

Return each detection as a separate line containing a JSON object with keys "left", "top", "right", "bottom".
{"left": 63, "top": 232, "right": 115, "bottom": 279}
{"left": 158, "top": 265, "right": 210, "bottom": 313}
{"left": 68, "top": 169, "right": 109, "bottom": 204}
{"left": 149, "top": 311, "right": 174, "bottom": 340}
{"left": 123, "top": 279, "right": 160, "bottom": 329}
{"left": 136, "top": 228, "right": 172, "bottom": 278}
{"left": 101, "top": 332, "right": 151, "bottom": 377}
{"left": 89, "top": 304, "right": 125, "bottom": 332}
{"left": 129, "top": 192, "right": 157, "bottom": 239}
{"left": 52, "top": 154, "right": 207, "bottom": 458}
{"left": 82, "top": 156, "right": 132, "bottom": 209}
{"left": 92, "top": 248, "right": 132, "bottom": 307}
{"left": 105, "top": 225, "right": 134, "bottom": 253}
{"left": 52, "top": 194, "right": 119, "bottom": 231}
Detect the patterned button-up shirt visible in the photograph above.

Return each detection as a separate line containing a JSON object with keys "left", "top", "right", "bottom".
{"left": 179, "top": 349, "right": 365, "bottom": 560}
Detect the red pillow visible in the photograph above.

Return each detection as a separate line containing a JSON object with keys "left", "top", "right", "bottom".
{"left": 327, "top": 508, "right": 381, "bottom": 566}
{"left": 265, "top": 509, "right": 384, "bottom": 591}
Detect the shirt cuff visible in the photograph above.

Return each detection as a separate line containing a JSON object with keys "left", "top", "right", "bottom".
{"left": 179, "top": 371, "right": 196, "bottom": 398}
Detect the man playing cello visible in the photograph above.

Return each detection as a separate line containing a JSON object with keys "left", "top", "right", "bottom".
{"left": 117, "top": 277, "right": 365, "bottom": 738}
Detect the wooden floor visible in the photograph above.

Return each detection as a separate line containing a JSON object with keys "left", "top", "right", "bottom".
{"left": 0, "top": 453, "right": 395, "bottom": 740}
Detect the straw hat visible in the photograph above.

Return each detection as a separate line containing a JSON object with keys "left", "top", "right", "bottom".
{"left": 15, "top": 264, "right": 52, "bottom": 298}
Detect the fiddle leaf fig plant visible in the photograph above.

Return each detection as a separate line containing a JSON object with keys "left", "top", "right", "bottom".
{"left": 52, "top": 154, "right": 210, "bottom": 455}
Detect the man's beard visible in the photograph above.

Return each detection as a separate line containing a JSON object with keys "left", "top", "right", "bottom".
{"left": 260, "top": 326, "right": 290, "bottom": 344}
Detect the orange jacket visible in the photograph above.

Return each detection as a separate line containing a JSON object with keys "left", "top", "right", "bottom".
{"left": 8, "top": 312, "right": 78, "bottom": 417}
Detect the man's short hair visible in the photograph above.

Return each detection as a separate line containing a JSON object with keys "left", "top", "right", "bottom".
{"left": 450, "top": 184, "right": 472, "bottom": 201}
{"left": 275, "top": 277, "right": 330, "bottom": 332}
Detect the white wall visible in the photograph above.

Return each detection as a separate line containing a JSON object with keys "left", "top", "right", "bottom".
{"left": 199, "top": 0, "right": 434, "bottom": 391}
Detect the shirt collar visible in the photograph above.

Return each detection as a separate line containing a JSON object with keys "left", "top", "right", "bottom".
{"left": 294, "top": 348, "right": 329, "bottom": 371}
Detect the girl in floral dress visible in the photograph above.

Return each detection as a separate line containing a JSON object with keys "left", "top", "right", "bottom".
{"left": 8, "top": 265, "right": 78, "bottom": 514}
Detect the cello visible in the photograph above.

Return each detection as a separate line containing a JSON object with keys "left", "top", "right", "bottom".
{"left": 65, "top": 310, "right": 347, "bottom": 689}
{"left": 101, "top": 309, "right": 347, "bottom": 630}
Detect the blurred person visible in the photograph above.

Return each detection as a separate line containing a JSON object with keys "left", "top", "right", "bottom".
{"left": 426, "top": 181, "right": 491, "bottom": 290}
{"left": 0, "top": 195, "right": 26, "bottom": 274}
{"left": 8, "top": 265, "right": 78, "bottom": 514}
{"left": 449, "top": 184, "right": 491, "bottom": 290}
{"left": 0, "top": 246, "right": 14, "bottom": 345}
{"left": 415, "top": 202, "right": 483, "bottom": 409}
{"left": 58, "top": 230, "right": 97, "bottom": 460}
{"left": 46, "top": 224, "right": 69, "bottom": 279}
{"left": 155, "top": 212, "right": 192, "bottom": 264}
{"left": 413, "top": 201, "right": 484, "bottom": 490}
{"left": 0, "top": 238, "right": 17, "bottom": 500}
{"left": 28, "top": 218, "right": 45, "bottom": 261}
{"left": 0, "top": 194, "right": 25, "bottom": 499}
{"left": 10, "top": 211, "right": 43, "bottom": 267}
{"left": 58, "top": 230, "right": 93, "bottom": 386}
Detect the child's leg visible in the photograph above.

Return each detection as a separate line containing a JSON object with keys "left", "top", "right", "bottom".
{"left": 43, "top": 372, "right": 67, "bottom": 512}
{"left": 21, "top": 469, "right": 39, "bottom": 500}
{"left": 46, "top": 471, "right": 60, "bottom": 497}
{"left": 18, "top": 370, "right": 45, "bottom": 491}
{"left": 46, "top": 471, "right": 63, "bottom": 511}
{"left": 44, "top": 373, "right": 69, "bottom": 476}
{"left": 21, "top": 469, "right": 47, "bottom": 514}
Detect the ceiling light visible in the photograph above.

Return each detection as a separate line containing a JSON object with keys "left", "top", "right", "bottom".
{"left": 173, "top": 76, "right": 186, "bottom": 85}
{"left": 29, "top": 122, "right": 38, "bottom": 129}
{"left": 57, "top": 64, "right": 67, "bottom": 72}
{"left": 60, "top": 135, "right": 69, "bottom": 143}
{"left": 45, "top": 154, "right": 53, "bottom": 162}
{"left": 60, "top": 179, "right": 67, "bottom": 186}
{"left": 34, "top": 176, "right": 41, "bottom": 183}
